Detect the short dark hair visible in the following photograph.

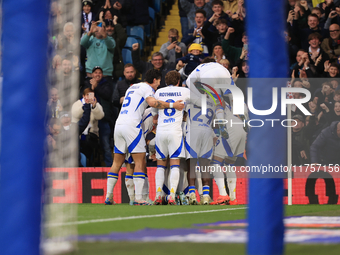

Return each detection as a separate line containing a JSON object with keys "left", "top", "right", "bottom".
{"left": 124, "top": 63, "right": 135, "bottom": 70}
{"left": 330, "top": 63, "right": 339, "bottom": 69}
{"left": 145, "top": 69, "right": 162, "bottom": 84}
{"left": 165, "top": 70, "right": 180, "bottom": 86}
{"left": 215, "top": 18, "right": 228, "bottom": 26}
{"left": 212, "top": 0, "right": 223, "bottom": 7}
{"left": 308, "top": 13, "right": 319, "bottom": 20}
{"left": 201, "top": 57, "right": 216, "bottom": 63}
{"left": 195, "top": 9, "right": 206, "bottom": 17}
{"left": 308, "top": 32, "right": 322, "bottom": 41}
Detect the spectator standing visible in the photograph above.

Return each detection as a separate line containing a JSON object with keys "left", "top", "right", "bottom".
{"left": 160, "top": 28, "right": 187, "bottom": 64}
{"left": 80, "top": 21, "right": 116, "bottom": 80}
{"left": 180, "top": 0, "right": 213, "bottom": 30}
{"left": 83, "top": 66, "right": 114, "bottom": 167}
{"left": 72, "top": 88, "right": 104, "bottom": 165}
{"left": 182, "top": 9, "right": 210, "bottom": 56}
{"left": 81, "top": 0, "right": 94, "bottom": 35}
{"left": 131, "top": 43, "right": 176, "bottom": 88}
{"left": 105, "top": 17, "right": 127, "bottom": 80}
{"left": 113, "top": 64, "right": 141, "bottom": 111}
{"left": 310, "top": 121, "right": 340, "bottom": 165}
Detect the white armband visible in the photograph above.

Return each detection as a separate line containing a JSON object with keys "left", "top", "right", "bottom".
{"left": 169, "top": 102, "right": 174, "bottom": 108}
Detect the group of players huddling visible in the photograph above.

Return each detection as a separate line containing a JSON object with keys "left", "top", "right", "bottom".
{"left": 105, "top": 62, "right": 248, "bottom": 206}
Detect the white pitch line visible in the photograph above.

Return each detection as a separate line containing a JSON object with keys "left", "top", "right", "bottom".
{"left": 48, "top": 207, "right": 247, "bottom": 227}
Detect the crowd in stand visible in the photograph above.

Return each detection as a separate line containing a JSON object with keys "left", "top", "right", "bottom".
{"left": 47, "top": 0, "right": 340, "bottom": 168}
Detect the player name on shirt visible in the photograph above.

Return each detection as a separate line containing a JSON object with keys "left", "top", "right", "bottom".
{"left": 159, "top": 92, "right": 182, "bottom": 97}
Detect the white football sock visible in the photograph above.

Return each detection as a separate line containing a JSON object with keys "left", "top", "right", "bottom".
{"left": 226, "top": 169, "right": 237, "bottom": 201}
{"left": 133, "top": 172, "right": 145, "bottom": 201}
{"left": 212, "top": 164, "right": 227, "bottom": 196}
{"left": 155, "top": 166, "right": 166, "bottom": 197}
{"left": 170, "top": 165, "right": 180, "bottom": 198}
{"left": 106, "top": 172, "right": 118, "bottom": 198}
{"left": 142, "top": 175, "right": 149, "bottom": 200}
{"left": 125, "top": 174, "right": 135, "bottom": 202}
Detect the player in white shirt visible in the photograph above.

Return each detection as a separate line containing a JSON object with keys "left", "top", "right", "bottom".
{"left": 124, "top": 107, "right": 156, "bottom": 205}
{"left": 153, "top": 71, "right": 192, "bottom": 205}
{"left": 186, "top": 62, "right": 246, "bottom": 205}
{"left": 185, "top": 95, "right": 216, "bottom": 205}
{"left": 105, "top": 69, "right": 185, "bottom": 205}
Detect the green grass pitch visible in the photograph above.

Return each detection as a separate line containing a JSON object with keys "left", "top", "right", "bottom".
{"left": 64, "top": 204, "right": 340, "bottom": 255}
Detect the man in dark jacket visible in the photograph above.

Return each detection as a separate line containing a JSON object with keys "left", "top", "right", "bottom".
{"left": 84, "top": 66, "right": 114, "bottom": 166}
{"left": 105, "top": 17, "right": 127, "bottom": 80}
{"left": 131, "top": 43, "right": 176, "bottom": 88}
{"left": 310, "top": 121, "right": 340, "bottom": 165}
{"left": 112, "top": 64, "right": 140, "bottom": 111}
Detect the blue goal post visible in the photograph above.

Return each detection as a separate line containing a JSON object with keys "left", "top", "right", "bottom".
{"left": 0, "top": 0, "right": 50, "bottom": 254}
{"left": 247, "top": 0, "right": 287, "bottom": 254}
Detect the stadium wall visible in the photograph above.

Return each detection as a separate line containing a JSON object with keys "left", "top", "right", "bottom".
{"left": 46, "top": 167, "right": 340, "bottom": 204}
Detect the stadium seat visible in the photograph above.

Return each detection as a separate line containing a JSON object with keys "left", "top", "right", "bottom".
{"left": 122, "top": 37, "right": 138, "bottom": 64}
{"left": 128, "top": 26, "right": 145, "bottom": 51}
{"left": 80, "top": 153, "right": 87, "bottom": 167}
{"left": 124, "top": 37, "right": 139, "bottom": 49}
{"left": 153, "top": 0, "right": 162, "bottom": 14}
{"left": 122, "top": 48, "right": 133, "bottom": 64}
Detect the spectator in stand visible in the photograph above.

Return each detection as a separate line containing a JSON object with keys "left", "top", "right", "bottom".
{"left": 182, "top": 9, "right": 210, "bottom": 56}
{"left": 307, "top": 32, "right": 329, "bottom": 75}
{"left": 47, "top": 118, "right": 62, "bottom": 153}
{"left": 323, "top": 1, "right": 340, "bottom": 29}
{"left": 223, "top": 0, "right": 238, "bottom": 16}
{"left": 131, "top": 43, "right": 176, "bottom": 88}
{"left": 113, "top": 64, "right": 141, "bottom": 111}
{"left": 98, "top": 8, "right": 114, "bottom": 22}
{"left": 80, "top": 21, "right": 116, "bottom": 81}
{"left": 314, "top": 82, "right": 334, "bottom": 108}
{"left": 47, "top": 87, "right": 63, "bottom": 119}
{"left": 176, "top": 43, "right": 205, "bottom": 76}
{"left": 320, "top": 101, "right": 340, "bottom": 124}
{"left": 323, "top": 60, "right": 340, "bottom": 77}
{"left": 178, "top": 0, "right": 193, "bottom": 36}
{"left": 81, "top": 0, "right": 94, "bottom": 35}
{"left": 202, "top": 14, "right": 229, "bottom": 48}
{"left": 312, "top": 7, "right": 326, "bottom": 28}
{"left": 159, "top": 28, "right": 187, "bottom": 64}
{"left": 180, "top": 0, "right": 213, "bottom": 30}
{"left": 292, "top": 0, "right": 311, "bottom": 29}
{"left": 290, "top": 49, "right": 308, "bottom": 75}
{"left": 211, "top": 42, "right": 226, "bottom": 62}
{"left": 292, "top": 13, "right": 329, "bottom": 50}
{"left": 292, "top": 114, "right": 310, "bottom": 165}
{"left": 228, "top": 0, "right": 246, "bottom": 47}
{"left": 222, "top": 27, "right": 248, "bottom": 66}
{"left": 321, "top": 23, "right": 340, "bottom": 61}
{"left": 219, "top": 58, "right": 230, "bottom": 70}
{"left": 58, "top": 109, "right": 91, "bottom": 167}
{"left": 207, "top": 0, "right": 232, "bottom": 31}
{"left": 105, "top": 17, "right": 127, "bottom": 81}
{"left": 310, "top": 121, "right": 340, "bottom": 165}
{"left": 58, "top": 22, "right": 77, "bottom": 55}
{"left": 83, "top": 66, "right": 114, "bottom": 167}
{"left": 72, "top": 88, "right": 104, "bottom": 165}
